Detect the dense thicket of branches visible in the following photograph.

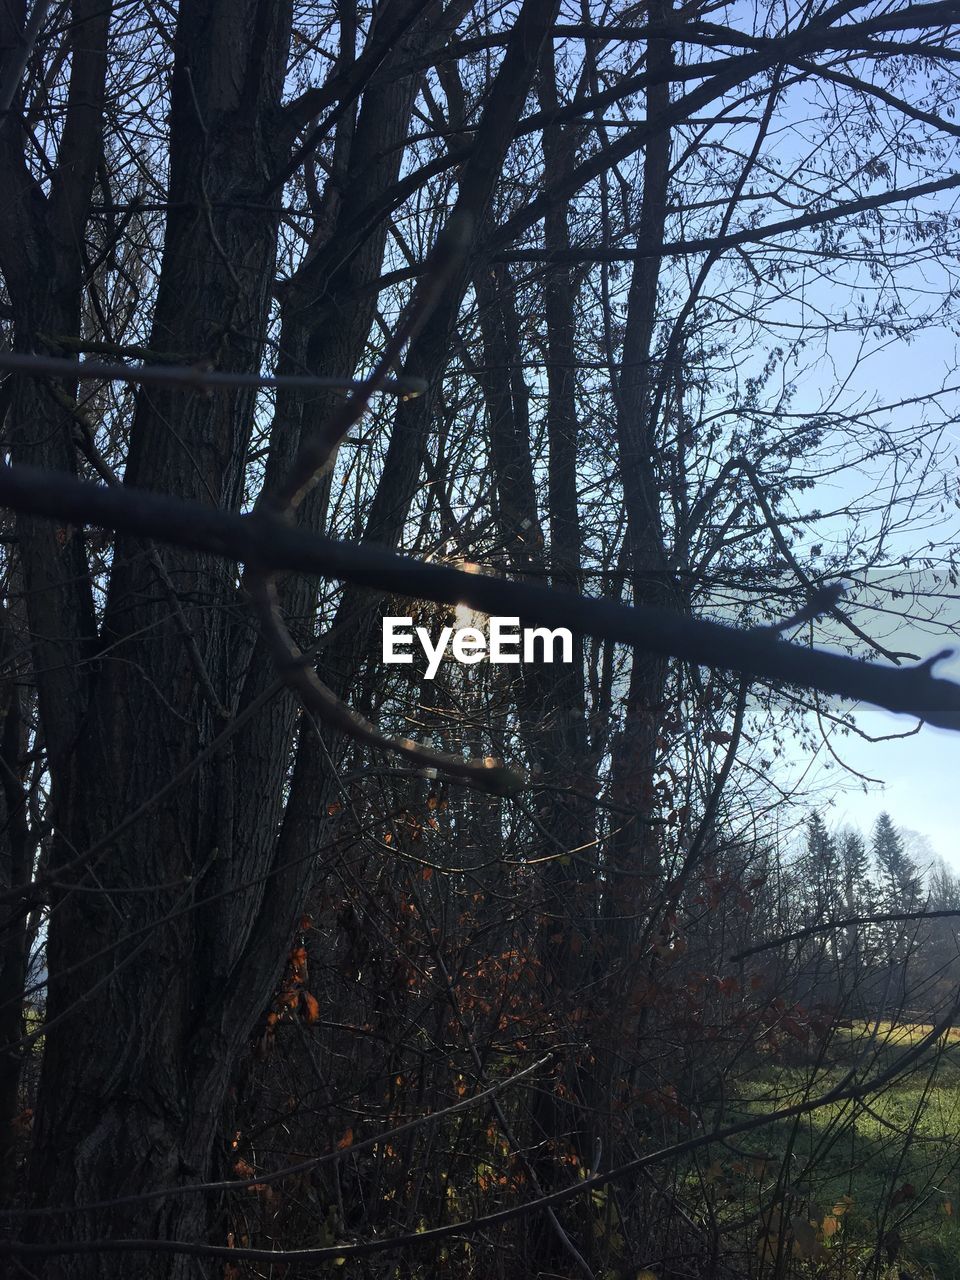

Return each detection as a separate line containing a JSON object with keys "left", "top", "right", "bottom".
{"left": 1, "top": 0, "right": 960, "bottom": 1276}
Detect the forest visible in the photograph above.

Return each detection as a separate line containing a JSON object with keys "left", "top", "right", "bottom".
{"left": 1, "top": 0, "right": 960, "bottom": 1276}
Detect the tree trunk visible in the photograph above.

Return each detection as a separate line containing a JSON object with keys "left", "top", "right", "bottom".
{"left": 20, "top": 3, "right": 296, "bottom": 1273}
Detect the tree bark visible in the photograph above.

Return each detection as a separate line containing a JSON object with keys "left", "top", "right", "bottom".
{"left": 19, "top": 3, "right": 296, "bottom": 1273}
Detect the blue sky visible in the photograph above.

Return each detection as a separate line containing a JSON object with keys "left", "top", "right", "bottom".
{"left": 772, "top": 320, "right": 960, "bottom": 869}
{"left": 824, "top": 706, "right": 960, "bottom": 869}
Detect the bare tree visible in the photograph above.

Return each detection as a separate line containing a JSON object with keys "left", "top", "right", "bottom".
{"left": 1, "top": 0, "right": 959, "bottom": 1276}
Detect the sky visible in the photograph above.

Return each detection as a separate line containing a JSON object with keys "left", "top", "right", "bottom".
{"left": 637, "top": 44, "right": 960, "bottom": 874}
{"left": 705, "top": 52, "right": 960, "bottom": 870}
{"left": 772, "top": 322, "right": 960, "bottom": 871}
{"left": 829, "top": 712, "right": 959, "bottom": 867}
{"left": 783, "top": 695, "right": 960, "bottom": 872}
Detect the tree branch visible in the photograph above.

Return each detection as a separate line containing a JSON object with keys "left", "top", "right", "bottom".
{"left": 0, "top": 350, "right": 426, "bottom": 398}
{"left": 495, "top": 170, "right": 960, "bottom": 264}
{"left": 1, "top": 464, "right": 960, "bottom": 730}
{"left": 0, "top": 1053, "right": 554, "bottom": 1218}
{"left": 731, "top": 909, "right": 960, "bottom": 961}
{"left": 244, "top": 212, "right": 524, "bottom": 796}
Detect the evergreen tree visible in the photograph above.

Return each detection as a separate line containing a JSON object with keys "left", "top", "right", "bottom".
{"left": 872, "top": 812, "right": 925, "bottom": 976}
{"left": 839, "top": 828, "right": 873, "bottom": 916}
{"left": 799, "top": 811, "right": 842, "bottom": 921}
{"left": 872, "top": 812, "right": 924, "bottom": 914}
{"left": 836, "top": 827, "right": 875, "bottom": 974}
{"left": 918, "top": 857, "right": 960, "bottom": 1011}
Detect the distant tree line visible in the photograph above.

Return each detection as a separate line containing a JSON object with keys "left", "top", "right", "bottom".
{"left": 730, "top": 810, "right": 960, "bottom": 1020}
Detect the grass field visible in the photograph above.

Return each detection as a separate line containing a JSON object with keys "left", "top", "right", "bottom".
{"left": 708, "top": 1021, "right": 960, "bottom": 1278}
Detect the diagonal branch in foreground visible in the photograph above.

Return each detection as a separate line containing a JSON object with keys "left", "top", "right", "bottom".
{"left": 243, "top": 212, "right": 526, "bottom": 796}
{"left": 1, "top": 462, "right": 959, "bottom": 731}
{"left": 0, "top": 1054, "right": 555, "bottom": 1219}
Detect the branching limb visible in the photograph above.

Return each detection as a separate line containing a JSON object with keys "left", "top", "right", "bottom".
{"left": 0, "top": 0, "right": 52, "bottom": 113}
{"left": 0, "top": 1053, "right": 554, "bottom": 1218}
{"left": 4, "top": 989, "right": 959, "bottom": 1266}
{"left": 738, "top": 458, "right": 913, "bottom": 663}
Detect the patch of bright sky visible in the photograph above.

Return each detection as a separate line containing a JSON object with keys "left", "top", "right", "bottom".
{"left": 671, "top": 14, "right": 960, "bottom": 867}
{"left": 760, "top": 305, "right": 960, "bottom": 868}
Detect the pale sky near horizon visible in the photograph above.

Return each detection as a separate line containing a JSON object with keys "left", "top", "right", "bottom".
{"left": 673, "top": 69, "right": 960, "bottom": 871}
{"left": 766, "top": 326, "right": 960, "bottom": 871}
{"left": 787, "top": 698, "right": 960, "bottom": 872}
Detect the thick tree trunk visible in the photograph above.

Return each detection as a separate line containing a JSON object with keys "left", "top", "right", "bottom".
{"left": 275, "top": 0, "right": 562, "bottom": 918}
{"left": 19, "top": 3, "right": 295, "bottom": 1273}
{"left": 594, "top": 0, "right": 677, "bottom": 1240}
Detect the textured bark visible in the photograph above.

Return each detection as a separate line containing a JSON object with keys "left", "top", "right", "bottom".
{"left": 1, "top": 0, "right": 949, "bottom": 1274}
{"left": 8, "top": 2, "right": 558, "bottom": 1268}
{"left": 471, "top": 257, "right": 598, "bottom": 1266}
{"left": 221, "top": 0, "right": 442, "bottom": 1011}
{"left": 0, "top": 2, "right": 110, "bottom": 1233}
{"left": 15, "top": 3, "right": 296, "bottom": 1274}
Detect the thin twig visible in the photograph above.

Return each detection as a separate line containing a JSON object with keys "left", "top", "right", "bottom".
{"left": 0, "top": 1054, "right": 554, "bottom": 1218}
{"left": 4, "top": 990, "right": 959, "bottom": 1265}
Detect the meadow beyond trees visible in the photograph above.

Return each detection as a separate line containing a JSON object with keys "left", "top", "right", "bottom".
{"left": 2, "top": 0, "right": 960, "bottom": 1277}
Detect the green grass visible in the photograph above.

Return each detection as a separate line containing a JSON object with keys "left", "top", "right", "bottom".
{"left": 697, "top": 1022, "right": 960, "bottom": 1278}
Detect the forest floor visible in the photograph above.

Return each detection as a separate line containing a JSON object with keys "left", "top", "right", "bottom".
{"left": 717, "top": 1021, "right": 960, "bottom": 1278}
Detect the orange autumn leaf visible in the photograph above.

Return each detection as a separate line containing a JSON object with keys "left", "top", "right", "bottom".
{"left": 302, "top": 991, "right": 320, "bottom": 1024}
{"left": 337, "top": 1128, "right": 354, "bottom": 1150}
